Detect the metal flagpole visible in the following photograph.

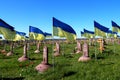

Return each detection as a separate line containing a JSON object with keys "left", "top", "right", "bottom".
{"left": 52, "top": 19, "right": 55, "bottom": 75}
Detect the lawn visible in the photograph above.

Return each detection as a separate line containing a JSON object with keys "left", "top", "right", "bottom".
{"left": 0, "top": 40, "right": 120, "bottom": 80}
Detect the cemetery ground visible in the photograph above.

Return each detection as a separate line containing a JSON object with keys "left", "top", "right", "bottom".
{"left": 0, "top": 41, "right": 120, "bottom": 80}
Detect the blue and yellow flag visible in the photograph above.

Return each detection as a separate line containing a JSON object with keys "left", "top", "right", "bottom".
{"left": 53, "top": 17, "right": 76, "bottom": 41}
{"left": 107, "top": 30, "right": 117, "bottom": 38}
{"left": 0, "top": 19, "right": 16, "bottom": 40}
{"left": 81, "top": 31, "right": 84, "bottom": 37}
{"left": 0, "top": 36, "right": 2, "bottom": 39}
{"left": 14, "top": 31, "right": 26, "bottom": 41}
{"left": 94, "top": 21, "right": 109, "bottom": 38}
{"left": 117, "top": 35, "right": 120, "bottom": 38}
{"left": 29, "top": 26, "right": 45, "bottom": 40}
{"left": 112, "top": 21, "right": 120, "bottom": 33}
{"left": 44, "top": 32, "right": 52, "bottom": 38}
{"left": 81, "top": 31, "right": 89, "bottom": 38}
{"left": 25, "top": 36, "right": 29, "bottom": 40}
{"left": 84, "top": 29, "right": 94, "bottom": 38}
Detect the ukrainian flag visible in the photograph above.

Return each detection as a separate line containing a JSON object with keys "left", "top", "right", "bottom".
{"left": 81, "top": 31, "right": 84, "bottom": 37}
{"left": 44, "top": 32, "right": 52, "bottom": 38}
{"left": 84, "top": 29, "right": 94, "bottom": 38}
{"left": 29, "top": 26, "right": 45, "bottom": 40}
{"left": 117, "top": 35, "right": 120, "bottom": 38}
{"left": 0, "top": 36, "right": 2, "bottom": 39}
{"left": 14, "top": 31, "right": 26, "bottom": 41}
{"left": 0, "top": 19, "right": 16, "bottom": 40}
{"left": 107, "top": 30, "right": 117, "bottom": 38}
{"left": 81, "top": 31, "right": 88, "bottom": 38}
{"left": 112, "top": 21, "right": 120, "bottom": 33}
{"left": 25, "top": 36, "right": 29, "bottom": 40}
{"left": 94, "top": 21, "right": 109, "bottom": 38}
{"left": 53, "top": 17, "right": 76, "bottom": 41}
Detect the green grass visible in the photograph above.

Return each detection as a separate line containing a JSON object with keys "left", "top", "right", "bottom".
{"left": 0, "top": 41, "right": 120, "bottom": 80}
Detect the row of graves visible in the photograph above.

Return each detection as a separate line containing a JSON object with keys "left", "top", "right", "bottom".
{"left": 0, "top": 38, "right": 119, "bottom": 74}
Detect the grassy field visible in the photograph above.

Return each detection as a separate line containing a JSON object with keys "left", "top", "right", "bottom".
{"left": 0, "top": 40, "right": 120, "bottom": 80}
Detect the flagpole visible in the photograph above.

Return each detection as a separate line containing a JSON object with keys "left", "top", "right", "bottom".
{"left": 52, "top": 18, "right": 55, "bottom": 74}
{"left": 94, "top": 37, "right": 97, "bottom": 60}
{"left": 62, "top": 37, "right": 65, "bottom": 56}
{"left": 112, "top": 32, "right": 115, "bottom": 54}
{"left": 3, "top": 40, "right": 6, "bottom": 53}
{"left": 113, "top": 37, "right": 115, "bottom": 54}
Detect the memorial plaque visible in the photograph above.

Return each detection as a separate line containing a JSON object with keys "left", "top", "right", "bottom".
{"left": 54, "top": 42, "right": 60, "bottom": 56}
{"left": 35, "top": 46, "right": 51, "bottom": 72}
{"left": 18, "top": 43, "right": 28, "bottom": 62}
{"left": 78, "top": 42, "right": 90, "bottom": 62}
{"left": 34, "top": 42, "right": 40, "bottom": 53}
{"left": 7, "top": 42, "right": 14, "bottom": 56}
{"left": 42, "top": 46, "right": 48, "bottom": 64}
{"left": 83, "top": 42, "right": 88, "bottom": 57}
{"left": 76, "top": 41, "right": 82, "bottom": 53}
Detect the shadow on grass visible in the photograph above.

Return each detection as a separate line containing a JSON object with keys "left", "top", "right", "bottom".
{"left": 65, "top": 55, "right": 74, "bottom": 58}
{"left": 54, "top": 63, "right": 72, "bottom": 67}
{"left": 103, "top": 50, "right": 113, "bottom": 54}
{"left": 91, "top": 49, "right": 114, "bottom": 59}
{"left": 96, "top": 56, "right": 105, "bottom": 59}
{"left": 29, "top": 57, "right": 41, "bottom": 61}
{"left": 63, "top": 71, "right": 77, "bottom": 77}
{"left": 91, "top": 54, "right": 105, "bottom": 59}
{"left": 0, "top": 77, "right": 25, "bottom": 80}
{"left": 15, "top": 53, "right": 20, "bottom": 55}
{"left": 0, "top": 56, "right": 12, "bottom": 59}
{"left": 99, "top": 62, "right": 114, "bottom": 66}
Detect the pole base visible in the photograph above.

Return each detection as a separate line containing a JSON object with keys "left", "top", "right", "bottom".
{"left": 18, "top": 55, "right": 29, "bottom": 62}
{"left": 6, "top": 51, "right": 13, "bottom": 56}
{"left": 78, "top": 56, "right": 90, "bottom": 62}
{"left": 34, "top": 50, "right": 40, "bottom": 53}
{"left": 54, "top": 52, "right": 60, "bottom": 57}
{"left": 1, "top": 50, "right": 7, "bottom": 55}
{"left": 76, "top": 50, "right": 81, "bottom": 54}
{"left": 35, "top": 63, "right": 51, "bottom": 73}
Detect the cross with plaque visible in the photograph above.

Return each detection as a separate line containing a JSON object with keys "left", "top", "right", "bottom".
{"left": 97, "top": 39, "right": 104, "bottom": 53}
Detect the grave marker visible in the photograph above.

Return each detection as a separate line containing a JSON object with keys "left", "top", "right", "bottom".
{"left": 35, "top": 46, "right": 51, "bottom": 72}
{"left": 34, "top": 41, "right": 40, "bottom": 53}
{"left": 54, "top": 42, "right": 60, "bottom": 56}
{"left": 75, "top": 41, "right": 82, "bottom": 54}
{"left": 7, "top": 42, "right": 14, "bottom": 56}
{"left": 78, "top": 42, "right": 90, "bottom": 62}
{"left": 18, "top": 42, "right": 29, "bottom": 62}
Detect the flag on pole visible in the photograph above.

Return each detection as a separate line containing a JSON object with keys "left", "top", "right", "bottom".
{"left": 14, "top": 31, "right": 26, "bottom": 41}
{"left": 0, "top": 36, "right": 2, "bottom": 39}
{"left": 0, "top": 19, "right": 16, "bottom": 40}
{"left": 53, "top": 17, "right": 76, "bottom": 41}
{"left": 107, "top": 30, "right": 117, "bottom": 38}
{"left": 84, "top": 29, "right": 94, "bottom": 38}
{"left": 44, "top": 32, "right": 52, "bottom": 38}
{"left": 81, "top": 31, "right": 84, "bottom": 37}
{"left": 29, "top": 26, "right": 45, "bottom": 40}
{"left": 94, "top": 21, "right": 109, "bottom": 38}
{"left": 112, "top": 21, "right": 120, "bottom": 33}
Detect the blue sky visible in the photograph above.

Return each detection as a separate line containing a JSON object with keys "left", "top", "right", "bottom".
{"left": 0, "top": 0, "right": 120, "bottom": 38}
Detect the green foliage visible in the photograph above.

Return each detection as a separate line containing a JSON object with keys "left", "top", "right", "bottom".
{"left": 0, "top": 41, "right": 120, "bottom": 80}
